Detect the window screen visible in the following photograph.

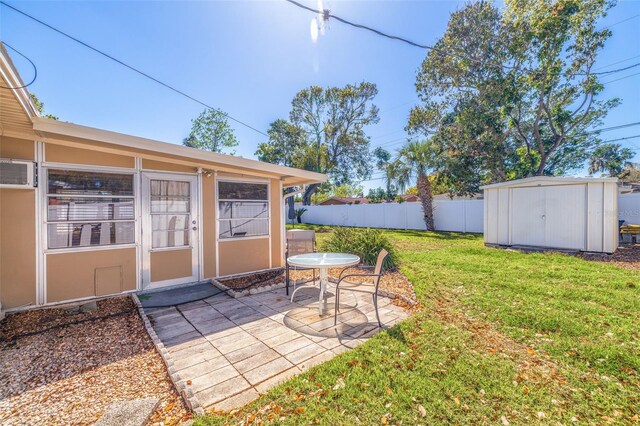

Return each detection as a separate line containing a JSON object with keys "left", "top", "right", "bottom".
{"left": 46, "top": 169, "right": 135, "bottom": 249}
{"left": 218, "top": 181, "right": 269, "bottom": 239}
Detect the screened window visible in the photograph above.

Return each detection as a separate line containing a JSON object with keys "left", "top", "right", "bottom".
{"left": 46, "top": 169, "right": 135, "bottom": 249}
{"left": 218, "top": 181, "right": 269, "bottom": 239}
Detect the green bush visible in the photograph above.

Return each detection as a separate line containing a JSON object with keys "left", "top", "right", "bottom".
{"left": 320, "top": 227, "right": 397, "bottom": 269}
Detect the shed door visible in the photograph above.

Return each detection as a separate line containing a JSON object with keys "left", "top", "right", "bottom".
{"left": 511, "top": 187, "right": 546, "bottom": 247}
{"left": 543, "top": 185, "right": 586, "bottom": 250}
{"left": 511, "top": 185, "right": 586, "bottom": 250}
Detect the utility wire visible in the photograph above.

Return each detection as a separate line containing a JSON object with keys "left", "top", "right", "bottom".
{"left": 588, "top": 122, "right": 640, "bottom": 134}
{"left": 0, "top": 1, "right": 269, "bottom": 137}
{"left": 599, "top": 134, "right": 640, "bottom": 144}
{"left": 286, "top": 0, "right": 640, "bottom": 76}
{"left": 602, "top": 71, "right": 640, "bottom": 85}
{"left": 0, "top": 41, "right": 37, "bottom": 89}
{"left": 601, "top": 13, "right": 640, "bottom": 30}
{"left": 590, "top": 62, "right": 640, "bottom": 75}
{"left": 285, "top": 0, "right": 430, "bottom": 49}
{"left": 594, "top": 54, "right": 640, "bottom": 71}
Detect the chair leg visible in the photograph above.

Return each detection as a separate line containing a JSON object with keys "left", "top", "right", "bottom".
{"left": 334, "top": 288, "right": 340, "bottom": 325}
{"left": 373, "top": 293, "right": 382, "bottom": 328}
{"left": 285, "top": 264, "right": 290, "bottom": 296}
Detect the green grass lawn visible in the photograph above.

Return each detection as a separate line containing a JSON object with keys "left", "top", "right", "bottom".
{"left": 196, "top": 226, "right": 639, "bottom": 425}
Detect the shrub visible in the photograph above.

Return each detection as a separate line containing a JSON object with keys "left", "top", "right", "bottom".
{"left": 320, "top": 227, "right": 397, "bottom": 269}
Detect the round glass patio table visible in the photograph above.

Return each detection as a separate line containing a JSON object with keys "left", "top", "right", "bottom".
{"left": 287, "top": 253, "right": 360, "bottom": 315}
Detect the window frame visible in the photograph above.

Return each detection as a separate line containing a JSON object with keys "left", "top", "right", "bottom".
{"left": 43, "top": 166, "right": 138, "bottom": 252}
{"left": 216, "top": 178, "right": 271, "bottom": 241}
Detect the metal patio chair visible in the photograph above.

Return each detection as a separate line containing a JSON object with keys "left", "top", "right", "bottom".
{"left": 334, "top": 249, "right": 389, "bottom": 328}
{"left": 285, "top": 229, "right": 317, "bottom": 296}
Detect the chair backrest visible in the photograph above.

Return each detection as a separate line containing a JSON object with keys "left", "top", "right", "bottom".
{"left": 286, "top": 230, "right": 316, "bottom": 257}
{"left": 374, "top": 249, "right": 389, "bottom": 276}
{"left": 371, "top": 249, "right": 389, "bottom": 291}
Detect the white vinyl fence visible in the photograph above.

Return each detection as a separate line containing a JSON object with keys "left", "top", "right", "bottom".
{"left": 295, "top": 200, "right": 484, "bottom": 233}
{"left": 296, "top": 194, "right": 640, "bottom": 233}
{"left": 619, "top": 193, "right": 640, "bottom": 224}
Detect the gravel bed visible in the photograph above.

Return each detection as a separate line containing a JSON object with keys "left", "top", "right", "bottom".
{"left": 289, "top": 267, "right": 417, "bottom": 305}
{"left": 581, "top": 243, "right": 640, "bottom": 271}
{"left": 218, "top": 268, "right": 285, "bottom": 290}
{"left": 0, "top": 297, "right": 190, "bottom": 426}
{"left": 219, "top": 266, "right": 417, "bottom": 305}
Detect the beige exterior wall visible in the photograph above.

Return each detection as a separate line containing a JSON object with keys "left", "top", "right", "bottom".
{"left": 270, "top": 178, "right": 283, "bottom": 268}
{"left": 150, "top": 249, "right": 192, "bottom": 282}
{"left": 142, "top": 159, "right": 196, "bottom": 173}
{"left": 1, "top": 188, "right": 37, "bottom": 309}
{"left": 0, "top": 136, "right": 37, "bottom": 309}
{"left": 218, "top": 238, "right": 270, "bottom": 276}
{"left": 1, "top": 136, "right": 35, "bottom": 160}
{"left": 0, "top": 135, "right": 301, "bottom": 309}
{"left": 46, "top": 248, "right": 136, "bottom": 303}
{"left": 202, "top": 175, "right": 216, "bottom": 278}
{"left": 45, "top": 143, "right": 135, "bottom": 168}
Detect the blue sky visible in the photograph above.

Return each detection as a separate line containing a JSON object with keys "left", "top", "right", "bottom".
{"left": 2, "top": 0, "right": 639, "bottom": 192}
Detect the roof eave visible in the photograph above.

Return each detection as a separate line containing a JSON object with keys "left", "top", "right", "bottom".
{"left": 32, "top": 117, "right": 327, "bottom": 184}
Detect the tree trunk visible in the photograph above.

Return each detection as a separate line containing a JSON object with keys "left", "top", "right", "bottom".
{"left": 302, "top": 183, "right": 320, "bottom": 206}
{"left": 417, "top": 174, "right": 435, "bottom": 231}
{"left": 285, "top": 188, "right": 296, "bottom": 222}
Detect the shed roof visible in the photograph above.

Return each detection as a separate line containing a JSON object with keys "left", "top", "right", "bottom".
{"left": 480, "top": 176, "right": 618, "bottom": 190}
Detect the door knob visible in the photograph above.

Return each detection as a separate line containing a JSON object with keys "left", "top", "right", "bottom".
{"left": 192, "top": 226, "right": 198, "bottom": 231}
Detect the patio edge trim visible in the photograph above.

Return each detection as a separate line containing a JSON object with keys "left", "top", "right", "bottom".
{"left": 131, "top": 294, "right": 206, "bottom": 416}
{"left": 211, "top": 278, "right": 287, "bottom": 299}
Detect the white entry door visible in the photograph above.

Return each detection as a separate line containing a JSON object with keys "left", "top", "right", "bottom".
{"left": 141, "top": 172, "right": 199, "bottom": 288}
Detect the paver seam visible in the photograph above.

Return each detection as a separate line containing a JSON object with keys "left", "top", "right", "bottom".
{"left": 131, "top": 294, "right": 205, "bottom": 416}
{"left": 136, "top": 288, "right": 412, "bottom": 414}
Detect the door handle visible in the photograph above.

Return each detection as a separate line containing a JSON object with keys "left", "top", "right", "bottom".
{"left": 192, "top": 226, "right": 198, "bottom": 231}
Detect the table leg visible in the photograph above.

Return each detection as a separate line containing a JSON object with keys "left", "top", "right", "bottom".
{"left": 318, "top": 268, "right": 328, "bottom": 315}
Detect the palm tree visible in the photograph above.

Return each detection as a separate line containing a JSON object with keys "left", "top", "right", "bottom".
{"left": 390, "top": 140, "right": 437, "bottom": 230}
{"left": 588, "top": 143, "right": 634, "bottom": 177}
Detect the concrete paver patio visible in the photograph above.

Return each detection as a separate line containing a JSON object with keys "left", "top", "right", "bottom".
{"left": 142, "top": 285, "right": 408, "bottom": 411}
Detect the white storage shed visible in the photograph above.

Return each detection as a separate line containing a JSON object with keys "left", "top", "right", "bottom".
{"left": 482, "top": 177, "right": 618, "bottom": 253}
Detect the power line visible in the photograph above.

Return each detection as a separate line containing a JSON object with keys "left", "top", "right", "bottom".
{"left": 602, "top": 71, "right": 640, "bottom": 85}
{"left": 285, "top": 0, "right": 430, "bottom": 50}
{"left": 0, "top": 41, "right": 37, "bottom": 89}
{"left": 588, "top": 122, "right": 640, "bottom": 134}
{"left": 599, "top": 134, "right": 640, "bottom": 144}
{"left": 590, "top": 62, "right": 640, "bottom": 75}
{"left": 286, "top": 0, "right": 639, "bottom": 76}
{"left": 0, "top": 1, "right": 269, "bottom": 137}
{"left": 601, "top": 13, "right": 640, "bottom": 30}
{"left": 594, "top": 54, "right": 640, "bottom": 71}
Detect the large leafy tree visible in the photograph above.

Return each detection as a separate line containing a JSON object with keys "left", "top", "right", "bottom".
{"left": 409, "top": 0, "right": 619, "bottom": 194}
{"left": 256, "top": 119, "right": 307, "bottom": 219}
{"left": 256, "top": 82, "right": 379, "bottom": 205}
{"left": 255, "top": 119, "right": 306, "bottom": 167}
{"left": 183, "top": 108, "right": 238, "bottom": 154}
